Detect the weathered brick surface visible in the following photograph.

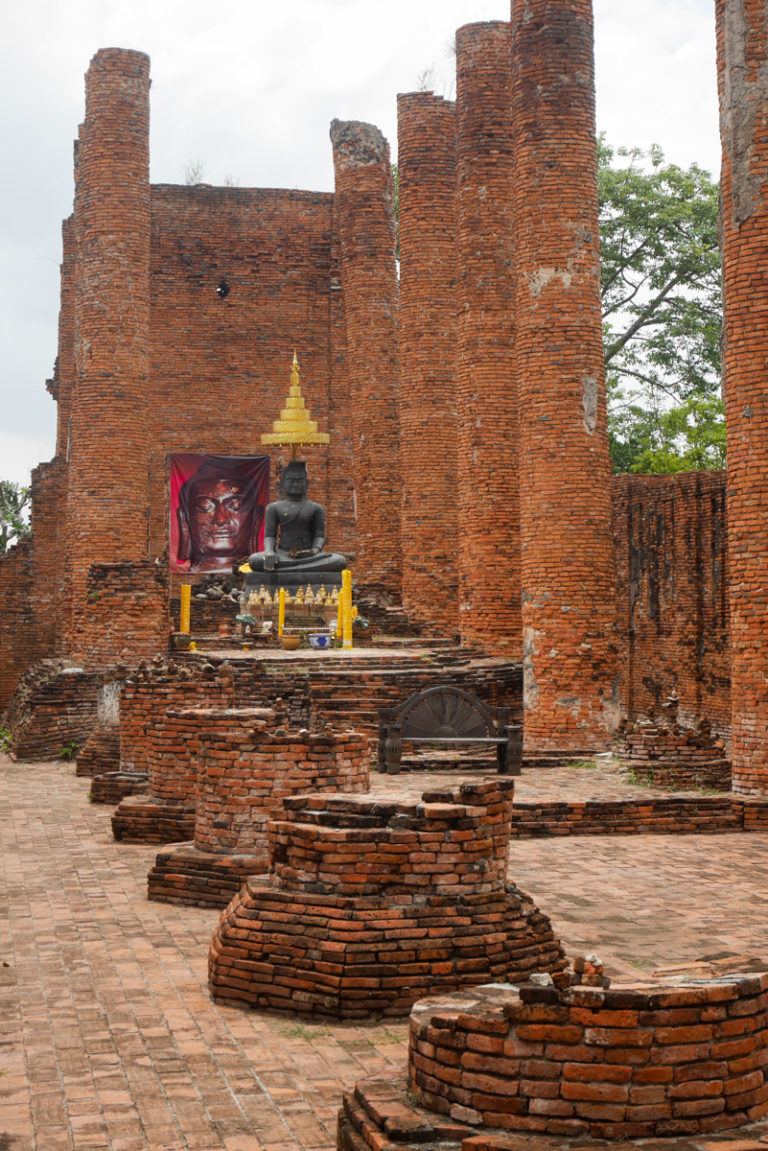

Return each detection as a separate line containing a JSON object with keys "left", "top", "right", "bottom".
{"left": 396, "top": 93, "right": 458, "bottom": 634}
{"left": 330, "top": 119, "right": 402, "bottom": 597}
{"left": 717, "top": 1, "right": 768, "bottom": 794}
{"left": 510, "top": 1, "right": 617, "bottom": 750}
{"left": 613, "top": 472, "right": 730, "bottom": 738}
{"left": 66, "top": 49, "right": 152, "bottom": 663}
{"left": 148, "top": 715, "right": 369, "bottom": 907}
{"left": 0, "top": 459, "right": 67, "bottom": 711}
{"left": 399, "top": 975, "right": 768, "bottom": 1139}
{"left": 508, "top": 795, "right": 768, "bottom": 838}
{"left": 75, "top": 725, "right": 120, "bottom": 778}
{"left": 112, "top": 660, "right": 235, "bottom": 842}
{"left": 208, "top": 780, "right": 566, "bottom": 1017}
{"left": 456, "top": 22, "right": 521, "bottom": 659}
{"left": 2, "top": 661, "right": 100, "bottom": 761}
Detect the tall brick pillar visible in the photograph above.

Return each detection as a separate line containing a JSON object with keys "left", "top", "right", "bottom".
{"left": 67, "top": 49, "right": 157, "bottom": 661}
{"left": 330, "top": 120, "right": 402, "bottom": 598}
{"left": 396, "top": 93, "right": 458, "bottom": 633}
{"left": 456, "top": 22, "right": 521, "bottom": 658}
{"left": 510, "top": 0, "right": 618, "bottom": 751}
{"left": 717, "top": 0, "right": 768, "bottom": 793}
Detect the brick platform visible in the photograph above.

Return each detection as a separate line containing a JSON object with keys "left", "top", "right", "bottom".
{"left": 340, "top": 970, "right": 768, "bottom": 1148}
{"left": 209, "top": 779, "right": 566, "bottom": 1018}
{"left": 409, "top": 973, "right": 768, "bottom": 1139}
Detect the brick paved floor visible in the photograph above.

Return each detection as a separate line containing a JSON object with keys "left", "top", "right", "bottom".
{"left": 2, "top": 754, "right": 768, "bottom": 1150}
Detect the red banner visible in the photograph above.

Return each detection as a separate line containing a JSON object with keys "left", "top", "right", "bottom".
{"left": 169, "top": 454, "right": 270, "bottom": 574}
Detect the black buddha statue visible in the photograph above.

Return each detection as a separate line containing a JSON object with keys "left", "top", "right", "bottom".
{"left": 247, "top": 461, "right": 346, "bottom": 580}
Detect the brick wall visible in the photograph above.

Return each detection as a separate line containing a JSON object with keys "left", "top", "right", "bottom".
{"left": 396, "top": 93, "right": 458, "bottom": 634}
{"left": 613, "top": 472, "right": 730, "bottom": 737}
{"left": 456, "top": 22, "right": 521, "bottom": 658}
{"left": 407, "top": 975, "right": 768, "bottom": 1138}
{"left": 716, "top": 0, "right": 768, "bottom": 794}
{"left": 511, "top": 1, "right": 618, "bottom": 750}
{"left": 330, "top": 119, "right": 402, "bottom": 597}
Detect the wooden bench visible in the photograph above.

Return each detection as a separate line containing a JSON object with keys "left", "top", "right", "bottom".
{"left": 378, "top": 685, "right": 522, "bottom": 775}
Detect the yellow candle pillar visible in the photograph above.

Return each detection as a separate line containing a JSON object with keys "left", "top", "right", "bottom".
{"left": 180, "top": 584, "right": 191, "bottom": 634}
{"left": 342, "top": 569, "right": 353, "bottom": 649}
{"left": 278, "top": 587, "right": 286, "bottom": 637}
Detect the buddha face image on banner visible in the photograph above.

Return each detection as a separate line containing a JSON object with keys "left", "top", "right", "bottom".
{"left": 170, "top": 454, "right": 270, "bottom": 573}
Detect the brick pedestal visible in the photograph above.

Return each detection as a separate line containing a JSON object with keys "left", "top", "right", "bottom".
{"left": 112, "top": 661, "right": 234, "bottom": 843}
{"left": 209, "top": 779, "right": 565, "bottom": 1017}
{"left": 148, "top": 715, "right": 369, "bottom": 908}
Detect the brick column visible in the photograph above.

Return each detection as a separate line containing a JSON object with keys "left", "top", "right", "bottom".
{"left": 396, "top": 93, "right": 458, "bottom": 633}
{"left": 510, "top": 0, "right": 618, "bottom": 750}
{"left": 717, "top": 0, "right": 768, "bottom": 793}
{"left": 456, "top": 21, "right": 521, "bottom": 657}
{"left": 67, "top": 49, "right": 156, "bottom": 660}
{"left": 330, "top": 120, "right": 402, "bottom": 598}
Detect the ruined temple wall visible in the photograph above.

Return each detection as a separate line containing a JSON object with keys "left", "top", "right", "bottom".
{"left": 716, "top": 0, "right": 768, "bottom": 792}
{"left": 456, "top": 21, "right": 521, "bottom": 658}
{"left": 613, "top": 472, "right": 730, "bottom": 738}
{"left": 511, "top": 0, "right": 618, "bottom": 750}
{"left": 330, "top": 119, "right": 402, "bottom": 597}
{"left": 146, "top": 185, "right": 355, "bottom": 555}
{"left": 396, "top": 93, "right": 459, "bottom": 632}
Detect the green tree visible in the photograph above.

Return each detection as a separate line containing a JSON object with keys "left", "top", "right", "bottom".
{"left": 598, "top": 139, "right": 723, "bottom": 473}
{"left": 0, "top": 481, "right": 31, "bottom": 552}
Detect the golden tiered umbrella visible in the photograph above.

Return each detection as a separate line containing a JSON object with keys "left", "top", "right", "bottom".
{"left": 261, "top": 353, "right": 330, "bottom": 459}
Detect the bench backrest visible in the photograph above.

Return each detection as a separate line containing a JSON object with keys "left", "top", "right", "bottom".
{"left": 383, "top": 685, "right": 508, "bottom": 739}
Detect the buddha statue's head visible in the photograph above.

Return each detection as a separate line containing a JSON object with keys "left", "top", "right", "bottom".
{"left": 280, "top": 460, "right": 309, "bottom": 501}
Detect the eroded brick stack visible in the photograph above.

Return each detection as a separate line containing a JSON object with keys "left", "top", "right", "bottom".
{"left": 149, "top": 715, "right": 369, "bottom": 907}
{"left": 620, "top": 716, "right": 730, "bottom": 792}
{"left": 330, "top": 119, "right": 402, "bottom": 598}
{"left": 111, "top": 659, "right": 235, "bottom": 842}
{"left": 510, "top": 1, "right": 617, "bottom": 751}
{"left": 208, "top": 779, "right": 565, "bottom": 1018}
{"left": 456, "top": 22, "right": 520, "bottom": 659}
{"left": 391, "top": 975, "right": 768, "bottom": 1140}
{"left": 3, "top": 661, "right": 100, "bottom": 761}
{"left": 396, "top": 92, "right": 458, "bottom": 635}
{"left": 717, "top": 1, "right": 768, "bottom": 794}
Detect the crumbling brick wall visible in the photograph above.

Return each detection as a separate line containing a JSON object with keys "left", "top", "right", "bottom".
{"left": 613, "top": 472, "right": 730, "bottom": 738}
{"left": 3, "top": 661, "right": 100, "bottom": 761}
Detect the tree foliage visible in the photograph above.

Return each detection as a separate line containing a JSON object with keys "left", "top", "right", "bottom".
{"left": 0, "top": 481, "right": 31, "bottom": 553}
{"left": 598, "top": 139, "right": 723, "bottom": 473}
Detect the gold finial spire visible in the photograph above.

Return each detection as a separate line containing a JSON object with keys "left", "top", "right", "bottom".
{"left": 261, "top": 352, "right": 331, "bottom": 460}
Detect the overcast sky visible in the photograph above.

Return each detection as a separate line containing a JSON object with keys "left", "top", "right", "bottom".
{"left": 1, "top": 0, "right": 719, "bottom": 487}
